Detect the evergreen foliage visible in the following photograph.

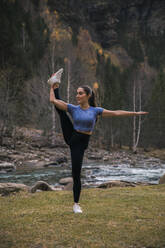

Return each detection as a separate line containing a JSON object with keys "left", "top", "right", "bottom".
{"left": 143, "top": 30, "right": 165, "bottom": 69}
{"left": 0, "top": 0, "right": 49, "bottom": 132}
{"left": 147, "top": 69, "right": 165, "bottom": 147}
{"left": 96, "top": 52, "right": 131, "bottom": 147}
{"left": 0, "top": 0, "right": 49, "bottom": 73}
{"left": 0, "top": 0, "right": 165, "bottom": 148}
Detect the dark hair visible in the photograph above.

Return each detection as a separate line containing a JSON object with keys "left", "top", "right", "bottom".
{"left": 80, "top": 85, "right": 97, "bottom": 107}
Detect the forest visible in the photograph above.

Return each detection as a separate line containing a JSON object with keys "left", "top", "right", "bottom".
{"left": 0, "top": 0, "right": 165, "bottom": 150}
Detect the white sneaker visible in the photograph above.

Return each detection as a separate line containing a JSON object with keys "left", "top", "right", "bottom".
{"left": 73, "top": 203, "right": 83, "bottom": 213}
{"left": 47, "top": 68, "right": 63, "bottom": 85}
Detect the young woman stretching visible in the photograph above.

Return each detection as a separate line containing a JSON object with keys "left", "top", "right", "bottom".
{"left": 48, "top": 68, "right": 148, "bottom": 213}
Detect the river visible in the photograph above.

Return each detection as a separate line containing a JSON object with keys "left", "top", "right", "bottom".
{"left": 1, "top": 157, "right": 165, "bottom": 187}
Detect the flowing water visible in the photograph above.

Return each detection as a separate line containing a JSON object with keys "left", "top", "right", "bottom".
{"left": 1, "top": 157, "right": 165, "bottom": 187}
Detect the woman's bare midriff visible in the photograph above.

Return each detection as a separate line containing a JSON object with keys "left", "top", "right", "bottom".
{"left": 76, "top": 130, "right": 92, "bottom": 135}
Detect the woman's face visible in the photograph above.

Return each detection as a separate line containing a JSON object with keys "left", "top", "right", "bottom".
{"left": 76, "top": 87, "right": 90, "bottom": 105}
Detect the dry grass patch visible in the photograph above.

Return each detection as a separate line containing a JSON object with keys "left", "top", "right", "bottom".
{"left": 0, "top": 185, "right": 165, "bottom": 248}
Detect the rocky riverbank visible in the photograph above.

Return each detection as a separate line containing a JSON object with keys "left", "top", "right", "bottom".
{"left": 0, "top": 133, "right": 164, "bottom": 173}
{"left": 0, "top": 134, "right": 162, "bottom": 173}
{"left": 0, "top": 126, "right": 165, "bottom": 170}
{"left": 1, "top": 128, "right": 165, "bottom": 196}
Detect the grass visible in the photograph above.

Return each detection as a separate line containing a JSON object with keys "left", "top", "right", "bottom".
{"left": 0, "top": 185, "right": 165, "bottom": 248}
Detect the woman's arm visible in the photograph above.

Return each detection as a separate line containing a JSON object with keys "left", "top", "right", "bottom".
{"left": 49, "top": 85, "right": 67, "bottom": 111}
{"left": 102, "top": 109, "right": 148, "bottom": 117}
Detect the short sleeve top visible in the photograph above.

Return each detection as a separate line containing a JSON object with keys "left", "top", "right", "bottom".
{"left": 67, "top": 104, "right": 103, "bottom": 132}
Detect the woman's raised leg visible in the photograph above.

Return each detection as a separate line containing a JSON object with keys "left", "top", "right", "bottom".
{"left": 54, "top": 88, "right": 73, "bottom": 145}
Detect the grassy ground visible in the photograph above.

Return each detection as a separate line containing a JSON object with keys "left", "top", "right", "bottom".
{"left": 0, "top": 185, "right": 165, "bottom": 248}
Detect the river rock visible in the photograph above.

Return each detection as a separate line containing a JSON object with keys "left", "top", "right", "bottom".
{"left": 30, "top": 136, "right": 50, "bottom": 148}
{"left": 103, "top": 156, "right": 110, "bottom": 161}
{"left": 0, "top": 162, "right": 16, "bottom": 172}
{"left": 0, "top": 170, "right": 7, "bottom": 174}
{"left": 30, "top": 181, "right": 64, "bottom": 193}
{"left": 23, "top": 160, "right": 40, "bottom": 167}
{"left": 0, "top": 152, "right": 11, "bottom": 161}
{"left": 9, "top": 154, "right": 25, "bottom": 162}
{"left": 59, "top": 177, "right": 73, "bottom": 185}
{"left": 44, "top": 161, "right": 58, "bottom": 167}
{"left": 159, "top": 174, "right": 165, "bottom": 184}
{"left": 63, "top": 182, "right": 73, "bottom": 191}
{"left": 30, "top": 181, "right": 55, "bottom": 193}
{"left": 98, "top": 180, "right": 148, "bottom": 188}
{"left": 87, "top": 154, "right": 102, "bottom": 160}
{"left": 0, "top": 183, "right": 29, "bottom": 196}
{"left": 44, "top": 156, "right": 68, "bottom": 167}
{"left": 56, "top": 156, "right": 68, "bottom": 164}
{"left": 1, "top": 137, "right": 14, "bottom": 148}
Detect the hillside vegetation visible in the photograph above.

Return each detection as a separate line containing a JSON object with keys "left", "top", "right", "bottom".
{"left": 0, "top": 0, "right": 165, "bottom": 149}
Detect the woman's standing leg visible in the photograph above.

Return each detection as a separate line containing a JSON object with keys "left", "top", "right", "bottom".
{"left": 70, "top": 133, "right": 90, "bottom": 213}
{"left": 70, "top": 145, "right": 85, "bottom": 203}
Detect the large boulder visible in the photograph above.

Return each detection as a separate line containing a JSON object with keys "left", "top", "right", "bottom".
{"left": 0, "top": 183, "right": 29, "bottom": 196}
{"left": 159, "top": 174, "right": 165, "bottom": 184}
{"left": 59, "top": 177, "right": 73, "bottom": 191}
{"left": 59, "top": 177, "right": 73, "bottom": 185}
{"left": 30, "top": 181, "right": 55, "bottom": 193}
{"left": 30, "top": 181, "right": 63, "bottom": 193}
{"left": 98, "top": 180, "right": 149, "bottom": 188}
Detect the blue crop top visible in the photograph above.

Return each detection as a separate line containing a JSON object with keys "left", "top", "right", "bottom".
{"left": 67, "top": 104, "right": 104, "bottom": 132}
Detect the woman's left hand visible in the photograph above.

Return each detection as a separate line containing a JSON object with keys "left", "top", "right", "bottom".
{"left": 136, "top": 111, "right": 149, "bottom": 115}
{"left": 51, "top": 83, "right": 59, "bottom": 90}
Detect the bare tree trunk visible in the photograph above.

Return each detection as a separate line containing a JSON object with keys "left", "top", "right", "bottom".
{"left": 50, "top": 42, "right": 56, "bottom": 145}
{"left": 133, "top": 79, "right": 136, "bottom": 152}
{"left": 119, "top": 122, "right": 122, "bottom": 149}
{"left": 110, "top": 120, "right": 114, "bottom": 148}
{"left": 51, "top": 105, "right": 56, "bottom": 146}
{"left": 135, "top": 80, "right": 142, "bottom": 148}
{"left": 67, "top": 59, "right": 71, "bottom": 103}
{"left": 133, "top": 78, "right": 142, "bottom": 152}
{"left": 22, "top": 22, "right": 25, "bottom": 49}
{"left": 12, "top": 126, "right": 17, "bottom": 149}
{"left": 0, "top": 72, "right": 10, "bottom": 145}
{"left": 0, "top": 122, "right": 5, "bottom": 146}
{"left": 51, "top": 43, "right": 55, "bottom": 73}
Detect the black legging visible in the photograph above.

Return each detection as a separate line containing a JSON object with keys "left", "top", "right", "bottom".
{"left": 54, "top": 88, "right": 90, "bottom": 203}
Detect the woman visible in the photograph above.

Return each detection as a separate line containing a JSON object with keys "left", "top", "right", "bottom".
{"left": 49, "top": 68, "right": 148, "bottom": 213}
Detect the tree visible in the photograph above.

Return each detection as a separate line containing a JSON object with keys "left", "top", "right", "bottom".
{"left": 132, "top": 78, "right": 142, "bottom": 152}
{"left": 0, "top": 67, "right": 25, "bottom": 145}
{"left": 128, "top": 62, "right": 149, "bottom": 152}
{"left": 147, "top": 69, "right": 165, "bottom": 147}
{"left": 96, "top": 54, "right": 126, "bottom": 148}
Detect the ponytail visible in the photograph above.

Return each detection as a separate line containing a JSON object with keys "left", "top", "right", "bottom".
{"left": 88, "top": 91, "right": 96, "bottom": 107}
